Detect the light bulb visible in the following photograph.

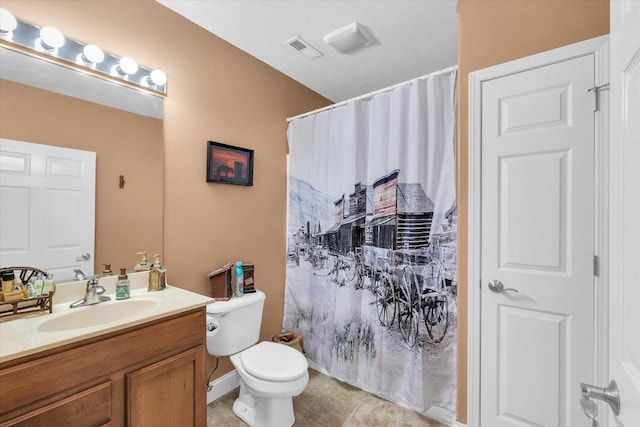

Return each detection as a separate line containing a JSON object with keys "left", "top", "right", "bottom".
{"left": 39, "top": 26, "right": 65, "bottom": 50}
{"left": 148, "top": 69, "right": 167, "bottom": 86}
{"left": 117, "top": 57, "right": 138, "bottom": 75}
{"left": 82, "top": 44, "right": 104, "bottom": 64}
{"left": 0, "top": 8, "right": 17, "bottom": 37}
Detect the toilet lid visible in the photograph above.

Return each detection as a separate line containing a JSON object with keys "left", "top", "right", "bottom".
{"left": 241, "top": 341, "right": 308, "bottom": 382}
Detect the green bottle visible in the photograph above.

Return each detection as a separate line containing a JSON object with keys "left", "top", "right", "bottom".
{"left": 115, "top": 268, "right": 130, "bottom": 300}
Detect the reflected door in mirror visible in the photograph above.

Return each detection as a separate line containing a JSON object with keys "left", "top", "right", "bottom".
{"left": 0, "top": 139, "right": 95, "bottom": 280}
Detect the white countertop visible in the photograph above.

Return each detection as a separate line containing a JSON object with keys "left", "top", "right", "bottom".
{"left": 0, "top": 271, "right": 213, "bottom": 364}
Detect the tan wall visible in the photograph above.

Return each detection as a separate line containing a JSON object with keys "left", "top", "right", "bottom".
{"left": 3, "top": 0, "right": 329, "bottom": 378}
{"left": 456, "top": 0, "right": 609, "bottom": 423}
{"left": 0, "top": 80, "right": 164, "bottom": 275}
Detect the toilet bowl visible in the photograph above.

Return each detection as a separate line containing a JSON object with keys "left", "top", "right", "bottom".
{"left": 230, "top": 341, "right": 309, "bottom": 427}
{"left": 204, "top": 290, "right": 309, "bottom": 427}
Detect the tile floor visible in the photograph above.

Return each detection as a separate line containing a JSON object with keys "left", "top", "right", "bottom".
{"left": 207, "top": 369, "right": 447, "bottom": 426}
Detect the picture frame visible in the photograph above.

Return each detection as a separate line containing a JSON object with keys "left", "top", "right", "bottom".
{"left": 206, "top": 141, "right": 254, "bottom": 186}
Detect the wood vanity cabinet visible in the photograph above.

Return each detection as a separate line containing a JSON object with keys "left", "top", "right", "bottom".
{"left": 0, "top": 308, "right": 207, "bottom": 427}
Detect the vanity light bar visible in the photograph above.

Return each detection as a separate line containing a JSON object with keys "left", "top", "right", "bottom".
{"left": 0, "top": 8, "right": 167, "bottom": 97}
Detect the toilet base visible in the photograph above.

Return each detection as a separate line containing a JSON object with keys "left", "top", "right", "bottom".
{"left": 228, "top": 345, "right": 308, "bottom": 427}
{"left": 232, "top": 382, "right": 295, "bottom": 427}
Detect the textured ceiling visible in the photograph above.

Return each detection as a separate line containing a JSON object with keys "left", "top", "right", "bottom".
{"left": 157, "top": 0, "right": 458, "bottom": 103}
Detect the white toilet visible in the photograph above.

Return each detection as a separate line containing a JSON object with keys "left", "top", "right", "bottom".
{"left": 205, "top": 290, "right": 309, "bottom": 427}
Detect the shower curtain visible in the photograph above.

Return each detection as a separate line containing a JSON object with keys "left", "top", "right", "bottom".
{"left": 284, "top": 68, "right": 457, "bottom": 414}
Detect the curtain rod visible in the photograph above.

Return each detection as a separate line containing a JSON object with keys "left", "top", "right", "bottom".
{"left": 286, "top": 65, "right": 457, "bottom": 123}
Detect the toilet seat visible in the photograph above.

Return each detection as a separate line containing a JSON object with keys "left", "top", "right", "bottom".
{"left": 241, "top": 341, "right": 307, "bottom": 382}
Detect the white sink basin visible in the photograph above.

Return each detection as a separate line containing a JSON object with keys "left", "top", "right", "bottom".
{"left": 38, "top": 299, "right": 160, "bottom": 332}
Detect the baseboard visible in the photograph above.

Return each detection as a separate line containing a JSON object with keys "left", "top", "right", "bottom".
{"left": 306, "top": 358, "right": 330, "bottom": 375}
{"left": 423, "top": 406, "right": 456, "bottom": 426}
{"left": 206, "top": 369, "right": 240, "bottom": 405}
{"left": 307, "top": 358, "right": 456, "bottom": 426}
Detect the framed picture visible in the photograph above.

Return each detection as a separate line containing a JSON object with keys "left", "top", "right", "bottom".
{"left": 206, "top": 141, "right": 254, "bottom": 186}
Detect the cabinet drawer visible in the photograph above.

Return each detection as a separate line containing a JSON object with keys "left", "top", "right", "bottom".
{"left": 0, "top": 381, "right": 112, "bottom": 427}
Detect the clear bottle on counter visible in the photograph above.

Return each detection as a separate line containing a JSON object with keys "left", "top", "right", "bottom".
{"left": 33, "top": 273, "right": 44, "bottom": 296}
{"left": 25, "top": 282, "right": 36, "bottom": 298}
{"left": 42, "top": 276, "right": 54, "bottom": 295}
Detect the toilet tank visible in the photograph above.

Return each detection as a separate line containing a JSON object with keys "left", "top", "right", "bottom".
{"left": 205, "top": 289, "right": 265, "bottom": 356}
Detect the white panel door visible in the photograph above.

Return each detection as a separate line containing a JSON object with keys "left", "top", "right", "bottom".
{"left": 609, "top": 0, "right": 640, "bottom": 425}
{"left": 0, "top": 139, "right": 95, "bottom": 280}
{"left": 481, "top": 55, "right": 595, "bottom": 426}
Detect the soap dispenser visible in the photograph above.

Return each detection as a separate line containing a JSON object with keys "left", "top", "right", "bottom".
{"left": 148, "top": 254, "right": 166, "bottom": 291}
{"left": 134, "top": 252, "right": 151, "bottom": 271}
{"left": 116, "top": 268, "right": 130, "bottom": 300}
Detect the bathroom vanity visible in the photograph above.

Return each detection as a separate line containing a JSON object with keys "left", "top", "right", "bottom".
{"left": 0, "top": 272, "right": 213, "bottom": 426}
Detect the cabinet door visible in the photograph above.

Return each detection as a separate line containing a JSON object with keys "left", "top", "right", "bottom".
{"left": 126, "top": 346, "right": 205, "bottom": 427}
{"left": 0, "top": 382, "right": 112, "bottom": 427}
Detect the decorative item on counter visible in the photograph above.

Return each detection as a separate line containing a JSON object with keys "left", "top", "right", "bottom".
{"left": 134, "top": 251, "right": 152, "bottom": 271}
{"left": 0, "top": 267, "right": 56, "bottom": 317}
{"left": 235, "top": 261, "right": 244, "bottom": 297}
{"left": 115, "top": 268, "right": 131, "bottom": 300}
{"left": 242, "top": 262, "right": 256, "bottom": 293}
{"left": 207, "top": 263, "right": 233, "bottom": 301}
{"left": 102, "top": 264, "right": 113, "bottom": 274}
{"left": 148, "top": 254, "right": 166, "bottom": 291}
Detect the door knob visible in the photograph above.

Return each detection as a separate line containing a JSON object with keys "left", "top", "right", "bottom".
{"left": 75, "top": 252, "right": 91, "bottom": 261}
{"left": 488, "top": 280, "right": 519, "bottom": 294}
{"left": 579, "top": 380, "right": 620, "bottom": 416}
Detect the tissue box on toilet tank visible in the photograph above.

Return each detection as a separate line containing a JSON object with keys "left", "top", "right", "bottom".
{"left": 207, "top": 263, "right": 233, "bottom": 301}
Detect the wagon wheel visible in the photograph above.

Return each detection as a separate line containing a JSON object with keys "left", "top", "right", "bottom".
{"left": 398, "top": 266, "right": 420, "bottom": 347}
{"left": 345, "top": 252, "right": 358, "bottom": 282}
{"left": 374, "top": 272, "right": 396, "bottom": 327}
{"left": 423, "top": 291, "right": 449, "bottom": 343}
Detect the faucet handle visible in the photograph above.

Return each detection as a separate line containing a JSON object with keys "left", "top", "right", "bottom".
{"left": 73, "top": 269, "right": 87, "bottom": 281}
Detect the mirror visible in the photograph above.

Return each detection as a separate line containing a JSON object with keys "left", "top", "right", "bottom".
{"left": 0, "top": 47, "right": 164, "bottom": 280}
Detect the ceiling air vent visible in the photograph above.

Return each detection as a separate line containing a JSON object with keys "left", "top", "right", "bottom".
{"left": 289, "top": 39, "right": 306, "bottom": 51}
{"left": 284, "top": 36, "right": 323, "bottom": 61}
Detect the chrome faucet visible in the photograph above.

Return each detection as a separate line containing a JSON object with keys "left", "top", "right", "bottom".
{"left": 73, "top": 269, "right": 87, "bottom": 281}
{"left": 70, "top": 278, "right": 111, "bottom": 308}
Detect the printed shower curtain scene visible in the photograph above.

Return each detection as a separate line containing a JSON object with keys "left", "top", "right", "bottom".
{"left": 284, "top": 67, "right": 457, "bottom": 414}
